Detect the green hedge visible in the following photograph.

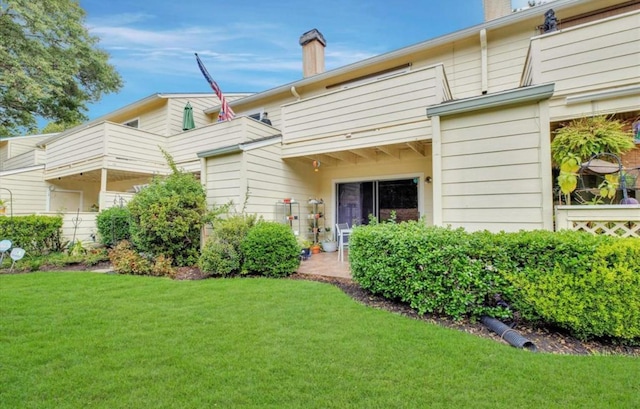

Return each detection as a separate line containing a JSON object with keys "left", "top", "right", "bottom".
{"left": 492, "top": 230, "right": 640, "bottom": 340}
{"left": 0, "top": 215, "right": 64, "bottom": 255}
{"left": 241, "top": 221, "right": 300, "bottom": 278}
{"left": 349, "top": 222, "right": 513, "bottom": 321}
{"left": 349, "top": 223, "right": 640, "bottom": 341}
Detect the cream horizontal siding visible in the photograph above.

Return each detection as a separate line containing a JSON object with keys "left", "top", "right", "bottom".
{"left": 440, "top": 104, "right": 548, "bottom": 232}
{"left": 105, "top": 123, "right": 168, "bottom": 172}
{"left": 7, "top": 135, "right": 50, "bottom": 157}
{"left": 486, "top": 23, "right": 535, "bottom": 93}
{"left": 0, "top": 168, "right": 48, "bottom": 214}
{"left": 32, "top": 212, "right": 98, "bottom": 245}
{"left": 0, "top": 142, "right": 8, "bottom": 169}
{"left": 136, "top": 104, "right": 168, "bottom": 135}
{"left": 537, "top": 12, "right": 639, "bottom": 95}
{"left": 167, "top": 96, "right": 218, "bottom": 136}
{"left": 168, "top": 117, "right": 274, "bottom": 171}
{"left": 282, "top": 121, "right": 432, "bottom": 158}
{"left": 46, "top": 123, "right": 106, "bottom": 170}
{"left": 204, "top": 153, "right": 243, "bottom": 209}
{"left": 99, "top": 191, "right": 135, "bottom": 210}
{"left": 2, "top": 150, "right": 42, "bottom": 170}
{"left": 549, "top": 93, "right": 640, "bottom": 122}
{"left": 442, "top": 38, "right": 482, "bottom": 99}
{"left": 243, "top": 144, "right": 313, "bottom": 221}
{"left": 282, "top": 66, "right": 440, "bottom": 144}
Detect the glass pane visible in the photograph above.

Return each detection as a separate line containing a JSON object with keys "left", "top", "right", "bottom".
{"left": 337, "top": 182, "right": 374, "bottom": 226}
{"left": 378, "top": 179, "right": 419, "bottom": 222}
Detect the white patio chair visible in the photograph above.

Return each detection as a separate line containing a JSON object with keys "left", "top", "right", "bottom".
{"left": 335, "top": 223, "right": 351, "bottom": 263}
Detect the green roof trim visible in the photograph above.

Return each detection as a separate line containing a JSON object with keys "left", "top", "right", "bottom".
{"left": 426, "top": 83, "right": 555, "bottom": 118}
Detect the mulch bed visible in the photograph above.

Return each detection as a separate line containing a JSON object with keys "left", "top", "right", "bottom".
{"left": 3, "top": 263, "right": 637, "bottom": 356}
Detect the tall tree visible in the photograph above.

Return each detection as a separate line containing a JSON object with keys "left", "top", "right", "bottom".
{"left": 0, "top": 0, "right": 122, "bottom": 136}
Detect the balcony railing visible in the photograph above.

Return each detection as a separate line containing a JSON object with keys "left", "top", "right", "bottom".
{"left": 281, "top": 64, "right": 449, "bottom": 144}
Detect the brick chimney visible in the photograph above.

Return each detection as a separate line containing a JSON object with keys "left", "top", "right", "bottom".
{"left": 483, "top": 0, "right": 512, "bottom": 21}
{"left": 299, "top": 29, "right": 326, "bottom": 78}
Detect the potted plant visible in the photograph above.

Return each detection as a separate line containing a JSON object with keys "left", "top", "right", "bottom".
{"left": 551, "top": 115, "right": 636, "bottom": 204}
{"left": 298, "top": 238, "right": 312, "bottom": 260}
{"left": 0, "top": 199, "right": 6, "bottom": 216}
{"left": 320, "top": 227, "right": 337, "bottom": 252}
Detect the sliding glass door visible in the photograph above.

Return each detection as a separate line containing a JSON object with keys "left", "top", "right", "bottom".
{"left": 336, "top": 178, "right": 419, "bottom": 226}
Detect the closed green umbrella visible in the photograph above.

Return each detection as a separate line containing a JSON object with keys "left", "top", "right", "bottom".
{"left": 182, "top": 102, "right": 195, "bottom": 130}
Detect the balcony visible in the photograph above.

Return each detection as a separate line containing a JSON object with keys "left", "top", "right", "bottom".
{"left": 521, "top": 10, "right": 639, "bottom": 119}
{"left": 44, "top": 122, "right": 169, "bottom": 179}
{"left": 281, "top": 65, "right": 450, "bottom": 157}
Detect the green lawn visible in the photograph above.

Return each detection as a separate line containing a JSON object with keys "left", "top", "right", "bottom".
{"left": 0, "top": 273, "right": 638, "bottom": 409}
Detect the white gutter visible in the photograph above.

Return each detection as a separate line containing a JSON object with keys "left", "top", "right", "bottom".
{"left": 426, "top": 83, "right": 555, "bottom": 117}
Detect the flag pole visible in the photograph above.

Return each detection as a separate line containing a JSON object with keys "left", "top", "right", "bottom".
{"left": 195, "top": 53, "right": 235, "bottom": 121}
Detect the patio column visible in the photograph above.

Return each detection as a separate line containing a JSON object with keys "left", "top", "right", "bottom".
{"left": 431, "top": 116, "right": 443, "bottom": 226}
{"left": 99, "top": 168, "right": 107, "bottom": 210}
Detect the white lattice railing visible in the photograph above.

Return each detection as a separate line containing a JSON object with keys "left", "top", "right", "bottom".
{"left": 555, "top": 205, "right": 640, "bottom": 238}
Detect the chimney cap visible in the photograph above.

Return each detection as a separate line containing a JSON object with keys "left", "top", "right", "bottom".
{"left": 299, "top": 29, "right": 326, "bottom": 47}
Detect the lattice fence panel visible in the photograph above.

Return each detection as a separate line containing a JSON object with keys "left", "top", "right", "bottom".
{"left": 571, "top": 221, "right": 640, "bottom": 238}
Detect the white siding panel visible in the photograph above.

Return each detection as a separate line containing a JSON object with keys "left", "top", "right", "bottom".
{"left": 244, "top": 144, "right": 314, "bottom": 221}
{"left": 0, "top": 168, "right": 48, "bottom": 214}
{"left": 2, "top": 150, "right": 40, "bottom": 170}
{"left": 205, "top": 153, "right": 242, "bottom": 208}
{"left": 46, "top": 123, "right": 106, "bottom": 170}
{"left": 282, "top": 120, "right": 432, "bottom": 158}
{"left": 538, "top": 12, "right": 640, "bottom": 95}
{"left": 137, "top": 105, "right": 168, "bottom": 135}
{"left": 167, "top": 96, "right": 219, "bottom": 136}
{"left": 440, "top": 103, "right": 547, "bottom": 232}
{"left": 106, "top": 123, "right": 168, "bottom": 167}
{"left": 282, "top": 66, "right": 439, "bottom": 143}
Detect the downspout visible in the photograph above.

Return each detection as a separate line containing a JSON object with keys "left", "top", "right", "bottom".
{"left": 480, "top": 29, "right": 488, "bottom": 94}
{"left": 481, "top": 316, "right": 537, "bottom": 351}
{"left": 290, "top": 86, "right": 301, "bottom": 100}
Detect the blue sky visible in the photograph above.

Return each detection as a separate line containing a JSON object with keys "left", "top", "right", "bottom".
{"left": 80, "top": 0, "right": 539, "bottom": 120}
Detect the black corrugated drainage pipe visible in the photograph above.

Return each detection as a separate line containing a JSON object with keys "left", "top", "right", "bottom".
{"left": 481, "top": 316, "right": 537, "bottom": 352}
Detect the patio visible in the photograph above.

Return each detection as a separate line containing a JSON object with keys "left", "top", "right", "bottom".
{"left": 297, "top": 250, "right": 351, "bottom": 280}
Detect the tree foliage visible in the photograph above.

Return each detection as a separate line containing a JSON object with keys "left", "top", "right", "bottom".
{"left": 0, "top": 0, "right": 123, "bottom": 136}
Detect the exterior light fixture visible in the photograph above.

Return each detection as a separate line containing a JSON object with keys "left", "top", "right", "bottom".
{"left": 312, "top": 160, "right": 320, "bottom": 172}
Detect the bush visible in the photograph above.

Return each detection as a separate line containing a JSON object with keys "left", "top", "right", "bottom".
{"left": 198, "top": 214, "right": 258, "bottom": 276}
{"left": 350, "top": 223, "right": 640, "bottom": 341}
{"left": 199, "top": 241, "right": 240, "bottom": 276}
{"left": 349, "top": 222, "right": 513, "bottom": 321}
{"left": 241, "top": 221, "right": 300, "bottom": 277}
{"left": 96, "top": 206, "right": 131, "bottom": 247}
{"left": 493, "top": 230, "right": 640, "bottom": 341}
{"left": 0, "top": 215, "right": 63, "bottom": 255}
{"left": 128, "top": 150, "right": 207, "bottom": 266}
{"left": 108, "top": 240, "right": 152, "bottom": 275}
{"left": 109, "top": 241, "right": 176, "bottom": 277}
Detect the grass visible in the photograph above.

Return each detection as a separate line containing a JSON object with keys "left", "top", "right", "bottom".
{"left": 1, "top": 273, "right": 638, "bottom": 409}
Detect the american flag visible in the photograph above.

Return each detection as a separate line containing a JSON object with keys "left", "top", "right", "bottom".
{"left": 195, "top": 53, "right": 235, "bottom": 121}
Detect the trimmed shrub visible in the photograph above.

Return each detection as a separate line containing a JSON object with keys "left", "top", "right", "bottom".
{"left": 350, "top": 223, "right": 640, "bottom": 341}
{"left": 127, "top": 150, "right": 207, "bottom": 266}
{"left": 0, "top": 215, "right": 63, "bottom": 255}
{"left": 199, "top": 241, "right": 240, "bottom": 276}
{"left": 96, "top": 206, "right": 131, "bottom": 247}
{"left": 349, "top": 222, "right": 513, "bottom": 320}
{"left": 493, "top": 230, "right": 640, "bottom": 341}
{"left": 198, "top": 214, "right": 257, "bottom": 276}
{"left": 241, "top": 221, "right": 300, "bottom": 277}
